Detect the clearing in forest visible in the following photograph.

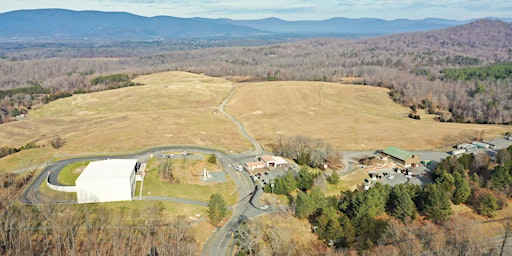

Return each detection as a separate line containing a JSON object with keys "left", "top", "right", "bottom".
{"left": 226, "top": 80, "right": 509, "bottom": 150}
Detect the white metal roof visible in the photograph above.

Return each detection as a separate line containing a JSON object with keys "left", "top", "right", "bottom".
{"left": 271, "top": 156, "right": 288, "bottom": 165}
{"left": 76, "top": 159, "right": 137, "bottom": 182}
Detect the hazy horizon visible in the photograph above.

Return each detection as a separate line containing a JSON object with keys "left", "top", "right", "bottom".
{"left": 0, "top": 0, "right": 511, "bottom": 21}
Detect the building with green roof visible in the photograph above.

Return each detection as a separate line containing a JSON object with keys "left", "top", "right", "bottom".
{"left": 381, "top": 146, "right": 421, "bottom": 168}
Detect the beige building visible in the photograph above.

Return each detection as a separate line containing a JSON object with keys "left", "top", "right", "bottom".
{"left": 381, "top": 146, "right": 420, "bottom": 168}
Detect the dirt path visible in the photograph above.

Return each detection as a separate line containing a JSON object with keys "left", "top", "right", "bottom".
{"left": 215, "top": 84, "right": 264, "bottom": 155}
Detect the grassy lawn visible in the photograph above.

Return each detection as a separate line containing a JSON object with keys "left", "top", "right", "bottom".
{"left": 38, "top": 178, "right": 77, "bottom": 201}
{"left": 0, "top": 148, "right": 54, "bottom": 174}
{"left": 323, "top": 168, "right": 369, "bottom": 196}
{"left": 141, "top": 156, "right": 237, "bottom": 205}
{"left": 142, "top": 169, "right": 237, "bottom": 205}
{"left": 94, "top": 200, "right": 210, "bottom": 220}
{"left": 57, "top": 161, "right": 89, "bottom": 185}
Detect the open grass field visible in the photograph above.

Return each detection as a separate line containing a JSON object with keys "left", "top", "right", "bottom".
{"left": 226, "top": 80, "right": 510, "bottom": 150}
{"left": 0, "top": 71, "right": 252, "bottom": 172}
{"left": 1, "top": 71, "right": 510, "bottom": 173}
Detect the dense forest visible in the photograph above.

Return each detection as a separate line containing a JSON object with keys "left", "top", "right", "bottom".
{"left": 0, "top": 19, "right": 511, "bottom": 124}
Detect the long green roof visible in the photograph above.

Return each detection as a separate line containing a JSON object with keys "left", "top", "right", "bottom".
{"left": 382, "top": 146, "right": 413, "bottom": 161}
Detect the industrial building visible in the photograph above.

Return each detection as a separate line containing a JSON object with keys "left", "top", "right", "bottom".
{"left": 75, "top": 159, "right": 137, "bottom": 204}
{"left": 380, "top": 146, "right": 421, "bottom": 168}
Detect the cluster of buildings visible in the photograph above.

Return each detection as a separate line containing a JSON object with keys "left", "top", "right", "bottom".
{"left": 451, "top": 141, "right": 494, "bottom": 156}
{"left": 244, "top": 155, "right": 288, "bottom": 174}
{"left": 56, "top": 154, "right": 290, "bottom": 204}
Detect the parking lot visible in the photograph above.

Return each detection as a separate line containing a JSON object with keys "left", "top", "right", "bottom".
{"left": 367, "top": 163, "right": 433, "bottom": 188}
{"left": 231, "top": 157, "right": 299, "bottom": 188}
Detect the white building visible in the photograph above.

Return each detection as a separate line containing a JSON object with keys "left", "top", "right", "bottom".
{"left": 260, "top": 155, "right": 288, "bottom": 168}
{"left": 75, "top": 159, "right": 137, "bottom": 203}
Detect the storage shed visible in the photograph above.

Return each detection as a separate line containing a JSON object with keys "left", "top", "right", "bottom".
{"left": 75, "top": 159, "right": 137, "bottom": 203}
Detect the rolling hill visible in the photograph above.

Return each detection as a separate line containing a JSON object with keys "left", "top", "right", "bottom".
{"left": 0, "top": 72, "right": 509, "bottom": 172}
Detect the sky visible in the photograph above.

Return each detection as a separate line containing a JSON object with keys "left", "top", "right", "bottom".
{"left": 0, "top": 0, "right": 510, "bottom": 21}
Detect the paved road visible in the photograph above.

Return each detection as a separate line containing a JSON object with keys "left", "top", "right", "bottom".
{"left": 20, "top": 83, "right": 273, "bottom": 255}
{"left": 201, "top": 152, "right": 268, "bottom": 256}
{"left": 19, "top": 145, "right": 269, "bottom": 256}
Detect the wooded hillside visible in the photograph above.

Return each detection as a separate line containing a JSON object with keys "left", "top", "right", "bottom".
{"left": 0, "top": 19, "right": 511, "bottom": 124}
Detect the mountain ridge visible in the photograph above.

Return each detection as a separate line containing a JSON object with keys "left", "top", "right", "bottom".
{"left": 1, "top": 8, "right": 510, "bottom": 41}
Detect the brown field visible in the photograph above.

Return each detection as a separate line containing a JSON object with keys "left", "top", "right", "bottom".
{"left": 1, "top": 71, "right": 510, "bottom": 172}
{"left": 226, "top": 80, "right": 510, "bottom": 150}
{"left": 0, "top": 72, "right": 252, "bottom": 172}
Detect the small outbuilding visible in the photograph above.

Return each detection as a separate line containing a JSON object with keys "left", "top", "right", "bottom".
{"left": 381, "top": 146, "right": 420, "bottom": 168}
{"left": 75, "top": 159, "right": 137, "bottom": 204}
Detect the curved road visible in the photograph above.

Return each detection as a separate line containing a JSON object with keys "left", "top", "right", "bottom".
{"left": 21, "top": 83, "right": 271, "bottom": 255}
{"left": 20, "top": 145, "right": 269, "bottom": 255}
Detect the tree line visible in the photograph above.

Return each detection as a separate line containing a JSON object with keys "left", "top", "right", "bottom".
{"left": 273, "top": 135, "right": 343, "bottom": 169}
{"left": 0, "top": 73, "right": 140, "bottom": 124}
{"left": 440, "top": 62, "right": 512, "bottom": 82}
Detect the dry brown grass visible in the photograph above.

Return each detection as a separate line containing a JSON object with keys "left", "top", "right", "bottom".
{"left": 226, "top": 80, "right": 509, "bottom": 150}
{"left": 1, "top": 72, "right": 510, "bottom": 173}
{"left": 0, "top": 71, "right": 252, "bottom": 172}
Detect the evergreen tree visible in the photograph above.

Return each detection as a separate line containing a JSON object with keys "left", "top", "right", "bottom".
{"left": 295, "top": 190, "right": 315, "bottom": 219}
{"left": 207, "top": 193, "right": 227, "bottom": 226}
{"left": 452, "top": 171, "right": 471, "bottom": 204}
{"left": 273, "top": 171, "right": 297, "bottom": 194}
{"left": 326, "top": 171, "right": 341, "bottom": 185}
{"left": 350, "top": 183, "right": 391, "bottom": 222}
{"left": 353, "top": 213, "right": 388, "bottom": 251}
{"left": 309, "top": 187, "right": 327, "bottom": 210}
{"left": 296, "top": 165, "right": 315, "bottom": 191}
{"left": 10, "top": 108, "right": 20, "bottom": 117}
{"left": 421, "top": 184, "right": 452, "bottom": 224}
{"left": 436, "top": 171, "right": 455, "bottom": 194}
{"left": 478, "top": 193, "right": 499, "bottom": 218}
{"left": 295, "top": 187, "right": 326, "bottom": 219}
{"left": 316, "top": 207, "right": 355, "bottom": 248}
{"left": 390, "top": 185, "right": 416, "bottom": 221}
{"left": 489, "top": 165, "right": 512, "bottom": 193}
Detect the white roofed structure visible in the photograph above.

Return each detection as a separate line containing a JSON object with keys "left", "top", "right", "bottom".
{"left": 75, "top": 159, "right": 137, "bottom": 203}
{"left": 261, "top": 155, "right": 288, "bottom": 168}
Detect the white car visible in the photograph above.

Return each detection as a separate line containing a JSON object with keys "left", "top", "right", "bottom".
{"left": 387, "top": 175, "right": 395, "bottom": 180}
{"left": 260, "top": 205, "right": 269, "bottom": 210}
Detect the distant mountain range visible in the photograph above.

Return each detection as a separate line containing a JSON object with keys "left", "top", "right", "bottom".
{"left": 0, "top": 9, "right": 510, "bottom": 41}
